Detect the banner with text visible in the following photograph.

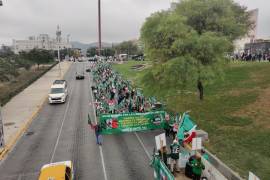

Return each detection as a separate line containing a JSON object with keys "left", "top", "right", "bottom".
{"left": 99, "top": 111, "right": 166, "bottom": 134}
{"left": 151, "top": 155, "right": 174, "bottom": 180}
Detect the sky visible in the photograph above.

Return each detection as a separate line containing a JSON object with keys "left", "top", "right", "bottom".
{"left": 0, "top": 0, "right": 269, "bottom": 45}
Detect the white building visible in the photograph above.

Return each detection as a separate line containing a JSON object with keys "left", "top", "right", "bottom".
{"left": 234, "top": 9, "right": 259, "bottom": 53}
{"left": 12, "top": 27, "right": 72, "bottom": 54}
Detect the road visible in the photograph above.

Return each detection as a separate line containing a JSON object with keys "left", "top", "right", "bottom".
{"left": 0, "top": 62, "right": 163, "bottom": 180}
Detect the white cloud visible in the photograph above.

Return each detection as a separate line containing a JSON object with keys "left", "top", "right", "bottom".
{"left": 0, "top": 0, "right": 269, "bottom": 45}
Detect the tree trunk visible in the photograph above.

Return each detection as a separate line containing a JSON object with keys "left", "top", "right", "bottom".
{"left": 197, "top": 80, "right": 204, "bottom": 100}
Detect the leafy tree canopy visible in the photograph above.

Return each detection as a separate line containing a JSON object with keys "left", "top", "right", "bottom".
{"left": 140, "top": 0, "right": 251, "bottom": 98}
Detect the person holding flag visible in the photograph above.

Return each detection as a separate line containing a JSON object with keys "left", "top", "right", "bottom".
{"left": 177, "top": 113, "right": 197, "bottom": 145}
{"left": 88, "top": 114, "right": 103, "bottom": 145}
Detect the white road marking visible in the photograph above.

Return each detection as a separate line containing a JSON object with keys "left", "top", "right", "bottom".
{"left": 88, "top": 72, "right": 108, "bottom": 180}
{"left": 50, "top": 79, "right": 75, "bottom": 163}
{"left": 134, "top": 132, "right": 151, "bottom": 160}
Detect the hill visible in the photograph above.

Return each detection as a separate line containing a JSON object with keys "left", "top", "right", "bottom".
{"left": 71, "top": 41, "right": 113, "bottom": 55}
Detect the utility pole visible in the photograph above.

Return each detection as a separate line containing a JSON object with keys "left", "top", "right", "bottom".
{"left": 98, "top": 0, "right": 102, "bottom": 57}
{"left": 56, "top": 25, "right": 62, "bottom": 77}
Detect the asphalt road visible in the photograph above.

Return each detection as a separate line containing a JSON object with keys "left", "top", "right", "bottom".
{"left": 0, "top": 62, "right": 164, "bottom": 180}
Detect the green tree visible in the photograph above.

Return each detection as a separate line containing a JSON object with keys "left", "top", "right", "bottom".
{"left": 20, "top": 49, "right": 54, "bottom": 69}
{"left": 140, "top": 0, "right": 251, "bottom": 100}
{"left": 115, "top": 41, "right": 140, "bottom": 55}
{"left": 103, "top": 47, "right": 115, "bottom": 57}
{"left": 87, "top": 47, "right": 97, "bottom": 57}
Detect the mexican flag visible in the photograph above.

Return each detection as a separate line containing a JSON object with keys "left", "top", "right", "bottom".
{"left": 177, "top": 113, "right": 197, "bottom": 141}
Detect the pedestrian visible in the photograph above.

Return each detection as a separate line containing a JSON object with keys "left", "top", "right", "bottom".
{"left": 191, "top": 156, "right": 205, "bottom": 180}
{"left": 90, "top": 121, "right": 103, "bottom": 145}
{"left": 170, "top": 139, "right": 180, "bottom": 173}
{"left": 158, "top": 146, "right": 168, "bottom": 167}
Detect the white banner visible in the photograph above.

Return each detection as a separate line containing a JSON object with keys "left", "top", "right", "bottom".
{"left": 155, "top": 133, "right": 166, "bottom": 150}
{"left": 192, "top": 137, "right": 202, "bottom": 150}
{"left": 249, "top": 172, "right": 260, "bottom": 180}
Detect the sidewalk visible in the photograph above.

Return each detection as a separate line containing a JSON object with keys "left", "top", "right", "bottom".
{"left": 0, "top": 61, "right": 71, "bottom": 160}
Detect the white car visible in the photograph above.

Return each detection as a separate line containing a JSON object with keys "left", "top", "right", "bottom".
{"left": 48, "top": 83, "right": 68, "bottom": 104}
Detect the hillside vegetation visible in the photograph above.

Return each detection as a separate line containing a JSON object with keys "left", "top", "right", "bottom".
{"left": 113, "top": 60, "right": 270, "bottom": 179}
{"left": 0, "top": 49, "right": 55, "bottom": 105}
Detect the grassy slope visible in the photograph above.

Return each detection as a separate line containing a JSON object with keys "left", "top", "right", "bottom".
{"left": 112, "top": 61, "right": 270, "bottom": 179}
{"left": 0, "top": 63, "right": 56, "bottom": 105}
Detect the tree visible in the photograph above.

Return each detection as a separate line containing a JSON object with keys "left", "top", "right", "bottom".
{"left": 20, "top": 49, "right": 54, "bottom": 69}
{"left": 87, "top": 47, "right": 97, "bottom": 57}
{"left": 140, "top": 0, "right": 251, "bottom": 100}
{"left": 0, "top": 45, "right": 14, "bottom": 58}
{"left": 115, "top": 41, "right": 140, "bottom": 55}
{"left": 103, "top": 48, "right": 115, "bottom": 57}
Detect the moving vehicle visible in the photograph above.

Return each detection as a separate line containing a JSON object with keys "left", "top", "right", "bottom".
{"left": 48, "top": 82, "right": 68, "bottom": 104}
{"left": 53, "top": 80, "right": 66, "bottom": 85}
{"left": 76, "top": 72, "right": 85, "bottom": 80}
{"left": 38, "top": 161, "right": 74, "bottom": 180}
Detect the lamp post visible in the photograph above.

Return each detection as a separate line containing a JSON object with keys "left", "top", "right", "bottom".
{"left": 98, "top": 0, "right": 102, "bottom": 57}
{"left": 56, "top": 25, "right": 62, "bottom": 77}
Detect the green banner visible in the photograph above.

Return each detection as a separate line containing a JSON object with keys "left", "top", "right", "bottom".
{"left": 151, "top": 155, "right": 174, "bottom": 180}
{"left": 99, "top": 111, "right": 166, "bottom": 134}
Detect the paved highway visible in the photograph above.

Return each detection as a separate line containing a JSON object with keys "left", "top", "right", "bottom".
{"left": 0, "top": 62, "right": 163, "bottom": 180}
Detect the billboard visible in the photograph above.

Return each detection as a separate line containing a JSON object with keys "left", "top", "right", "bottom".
{"left": 99, "top": 111, "right": 166, "bottom": 135}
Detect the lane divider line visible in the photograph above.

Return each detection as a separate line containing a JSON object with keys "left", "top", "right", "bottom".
{"left": 134, "top": 132, "right": 151, "bottom": 160}
{"left": 50, "top": 65, "right": 74, "bottom": 163}
{"left": 88, "top": 72, "right": 108, "bottom": 180}
{"left": 0, "top": 62, "right": 71, "bottom": 161}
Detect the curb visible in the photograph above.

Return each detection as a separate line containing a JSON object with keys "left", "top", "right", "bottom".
{"left": 0, "top": 62, "right": 70, "bottom": 161}
{"left": 0, "top": 95, "right": 48, "bottom": 160}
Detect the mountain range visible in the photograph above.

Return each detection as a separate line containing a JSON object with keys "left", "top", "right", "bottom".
{"left": 71, "top": 41, "right": 115, "bottom": 55}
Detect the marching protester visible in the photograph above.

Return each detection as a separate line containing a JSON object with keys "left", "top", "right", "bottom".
{"left": 158, "top": 146, "right": 168, "bottom": 167}
{"left": 170, "top": 139, "right": 180, "bottom": 173}
{"left": 89, "top": 118, "right": 103, "bottom": 145}
{"left": 191, "top": 156, "right": 205, "bottom": 180}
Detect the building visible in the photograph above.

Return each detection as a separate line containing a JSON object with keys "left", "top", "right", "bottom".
{"left": 234, "top": 9, "right": 259, "bottom": 53}
{"left": 12, "top": 26, "right": 72, "bottom": 54}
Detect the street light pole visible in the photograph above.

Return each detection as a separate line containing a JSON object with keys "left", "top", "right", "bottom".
{"left": 56, "top": 25, "right": 62, "bottom": 77}
{"left": 98, "top": 0, "right": 102, "bottom": 57}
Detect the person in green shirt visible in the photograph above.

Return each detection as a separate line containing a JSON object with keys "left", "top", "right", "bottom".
{"left": 191, "top": 156, "right": 205, "bottom": 180}
{"left": 170, "top": 140, "right": 180, "bottom": 173}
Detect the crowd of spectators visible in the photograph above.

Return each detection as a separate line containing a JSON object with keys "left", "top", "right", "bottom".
{"left": 232, "top": 52, "right": 270, "bottom": 61}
